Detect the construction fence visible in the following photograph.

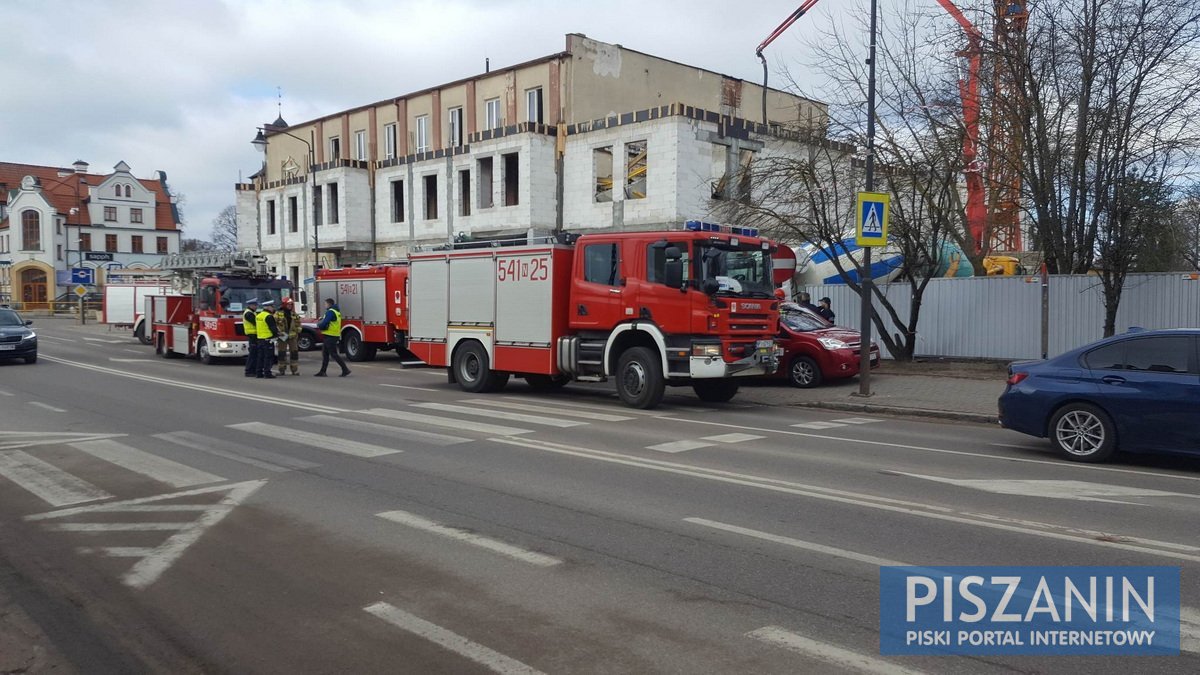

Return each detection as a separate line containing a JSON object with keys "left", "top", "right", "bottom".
{"left": 800, "top": 272, "right": 1200, "bottom": 361}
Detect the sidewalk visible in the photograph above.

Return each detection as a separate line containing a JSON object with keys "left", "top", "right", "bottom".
{"left": 736, "top": 364, "right": 1007, "bottom": 424}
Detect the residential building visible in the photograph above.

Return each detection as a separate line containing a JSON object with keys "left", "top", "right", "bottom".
{"left": 238, "top": 34, "right": 831, "bottom": 295}
{"left": 0, "top": 160, "right": 182, "bottom": 306}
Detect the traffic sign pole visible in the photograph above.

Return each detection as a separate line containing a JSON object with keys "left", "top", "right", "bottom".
{"left": 855, "top": 0, "right": 879, "bottom": 398}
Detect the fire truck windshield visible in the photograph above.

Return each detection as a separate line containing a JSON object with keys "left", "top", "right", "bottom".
{"left": 698, "top": 243, "right": 774, "bottom": 298}
{"left": 219, "top": 285, "right": 285, "bottom": 312}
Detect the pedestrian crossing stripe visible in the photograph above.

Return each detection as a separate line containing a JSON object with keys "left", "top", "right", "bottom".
{"left": 26, "top": 480, "right": 266, "bottom": 590}
{"left": 0, "top": 431, "right": 123, "bottom": 451}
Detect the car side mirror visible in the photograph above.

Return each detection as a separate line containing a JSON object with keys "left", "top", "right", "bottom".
{"left": 24, "top": 320, "right": 33, "bottom": 326}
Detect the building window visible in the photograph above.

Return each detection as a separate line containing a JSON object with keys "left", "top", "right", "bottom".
{"left": 267, "top": 199, "right": 276, "bottom": 235}
{"left": 80, "top": 233, "right": 91, "bottom": 252}
{"left": 583, "top": 243, "right": 620, "bottom": 286}
{"left": 289, "top": 266, "right": 300, "bottom": 285}
{"left": 354, "top": 130, "right": 367, "bottom": 161}
{"left": 415, "top": 115, "right": 429, "bottom": 153}
{"left": 289, "top": 196, "right": 299, "bottom": 232}
{"left": 21, "top": 210, "right": 40, "bottom": 250}
{"left": 625, "top": 140, "right": 647, "bottom": 199}
{"left": 328, "top": 137, "right": 341, "bottom": 160}
{"left": 157, "top": 236, "right": 168, "bottom": 254}
{"left": 125, "top": 185, "right": 132, "bottom": 198}
{"left": 384, "top": 123, "right": 397, "bottom": 160}
{"left": 594, "top": 146, "right": 614, "bottom": 202}
{"left": 459, "top": 170, "right": 471, "bottom": 217}
{"left": 423, "top": 174, "right": 438, "bottom": 220}
{"left": 104, "top": 206, "right": 117, "bottom": 222}
{"left": 114, "top": 185, "right": 121, "bottom": 197}
{"left": 130, "top": 207, "right": 143, "bottom": 223}
{"left": 478, "top": 157, "right": 494, "bottom": 209}
{"left": 105, "top": 234, "right": 118, "bottom": 252}
{"left": 132, "top": 235, "right": 143, "bottom": 253}
{"left": 503, "top": 152, "right": 519, "bottom": 206}
{"left": 327, "top": 183, "right": 339, "bottom": 224}
{"left": 485, "top": 98, "right": 501, "bottom": 129}
{"left": 391, "top": 179, "right": 405, "bottom": 223}
{"left": 448, "top": 107, "right": 463, "bottom": 147}
{"left": 526, "top": 87, "right": 543, "bottom": 124}
{"left": 57, "top": 244, "right": 63, "bottom": 261}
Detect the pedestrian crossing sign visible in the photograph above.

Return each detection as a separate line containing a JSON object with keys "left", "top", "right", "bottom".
{"left": 856, "top": 192, "right": 890, "bottom": 246}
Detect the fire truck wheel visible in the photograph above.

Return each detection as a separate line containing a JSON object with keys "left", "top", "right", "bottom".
{"left": 134, "top": 322, "right": 152, "bottom": 345}
{"left": 297, "top": 332, "right": 315, "bottom": 352}
{"left": 692, "top": 379, "right": 739, "bottom": 403}
{"left": 453, "top": 341, "right": 497, "bottom": 393}
{"left": 525, "top": 374, "right": 569, "bottom": 391}
{"left": 616, "top": 346, "right": 665, "bottom": 409}
{"left": 197, "top": 338, "right": 214, "bottom": 365}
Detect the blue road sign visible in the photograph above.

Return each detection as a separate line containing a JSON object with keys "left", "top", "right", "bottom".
{"left": 70, "top": 267, "right": 95, "bottom": 285}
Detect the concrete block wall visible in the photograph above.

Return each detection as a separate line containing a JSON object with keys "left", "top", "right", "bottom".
{"left": 235, "top": 189, "right": 259, "bottom": 251}
{"left": 675, "top": 118, "right": 727, "bottom": 223}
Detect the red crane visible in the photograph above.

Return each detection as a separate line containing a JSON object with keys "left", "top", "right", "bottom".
{"left": 755, "top": 0, "right": 823, "bottom": 125}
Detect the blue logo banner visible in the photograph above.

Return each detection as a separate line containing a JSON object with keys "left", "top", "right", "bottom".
{"left": 880, "top": 566, "right": 1180, "bottom": 655}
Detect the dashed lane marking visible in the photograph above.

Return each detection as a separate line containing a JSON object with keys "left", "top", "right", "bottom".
{"left": 701, "top": 433, "right": 766, "bottom": 444}
{"left": 791, "top": 421, "right": 846, "bottom": 430}
{"left": 229, "top": 422, "right": 400, "bottom": 458}
{"left": 0, "top": 389, "right": 13, "bottom": 396}
{"left": 360, "top": 408, "right": 532, "bottom": 437}
{"left": 364, "top": 602, "right": 547, "bottom": 675}
{"left": 380, "top": 383, "right": 442, "bottom": 392}
{"left": 82, "top": 337, "right": 126, "bottom": 344}
{"left": 747, "top": 626, "right": 928, "bottom": 675}
{"left": 70, "top": 439, "right": 225, "bottom": 488}
{"left": 0, "top": 450, "right": 113, "bottom": 506}
{"left": 300, "top": 415, "right": 471, "bottom": 447}
{"left": 376, "top": 510, "right": 562, "bottom": 567}
{"left": 831, "top": 417, "right": 882, "bottom": 425}
{"left": 647, "top": 439, "right": 715, "bottom": 453}
{"left": 28, "top": 402, "right": 67, "bottom": 413}
{"left": 684, "top": 517, "right": 903, "bottom": 567}
{"left": 412, "top": 402, "right": 587, "bottom": 428}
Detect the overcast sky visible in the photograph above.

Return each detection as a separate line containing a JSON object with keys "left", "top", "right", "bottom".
{"left": 2, "top": 0, "right": 923, "bottom": 241}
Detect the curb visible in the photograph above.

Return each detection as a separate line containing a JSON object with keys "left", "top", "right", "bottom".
{"left": 787, "top": 400, "right": 998, "bottom": 425}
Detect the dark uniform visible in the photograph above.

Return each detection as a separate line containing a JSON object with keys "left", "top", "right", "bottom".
{"left": 243, "top": 300, "right": 259, "bottom": 377}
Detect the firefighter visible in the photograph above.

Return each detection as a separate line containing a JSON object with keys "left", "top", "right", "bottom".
{"left": 254, "top": 299, "right": 280, "bottom": 379}
{"left": 314, "top": 298, "right": 350, "bottom": 377}
{"left": 242, "top": 298, "right": 259, "bottom": 377}
{"left": 274, "top": 297, "right": 302, "bottom": 376}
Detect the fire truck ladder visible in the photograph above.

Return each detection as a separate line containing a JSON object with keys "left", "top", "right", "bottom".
{"left": 160, "top": 250, "right": 269, "bottom": 276}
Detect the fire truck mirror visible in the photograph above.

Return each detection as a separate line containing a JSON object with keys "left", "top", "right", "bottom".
{"left": 701, "top": 278, "right": 720, "bottom": 296}
{"left": 664, "top": 258, "right": 684, "bottom": 290}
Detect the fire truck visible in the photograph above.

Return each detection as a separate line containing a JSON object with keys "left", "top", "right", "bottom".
{"left": 317, "top": 222, "right": 781, "bottom": 408}
{"left": 146, "top": 250, "right": 300, "bottom": 364}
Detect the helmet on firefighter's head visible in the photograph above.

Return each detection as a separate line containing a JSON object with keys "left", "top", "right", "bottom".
{"left": 282, "top": 297, "right": 294, "bottom": 308}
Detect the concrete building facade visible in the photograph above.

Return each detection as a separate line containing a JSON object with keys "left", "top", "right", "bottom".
{"left": 238, "top": 34, "right": 830, "bottom": 293}
{"left": 0, "top": 161, "right": 182, "bottom": 307}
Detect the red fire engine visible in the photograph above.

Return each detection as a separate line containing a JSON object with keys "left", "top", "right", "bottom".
{"left": 147, "top": 251, "right": 300, "bottom": 364}
{"left": 316, "top": 223, "right": 780, "bottom": 408}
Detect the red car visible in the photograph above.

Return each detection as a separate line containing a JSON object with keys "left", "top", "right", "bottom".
{"left": 773, "top": 304, "right": 880, "bottom": 387}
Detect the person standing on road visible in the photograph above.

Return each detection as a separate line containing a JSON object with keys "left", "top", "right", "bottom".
{"left": 314, "top": 298, "right": 350, "bottom": 377}
{"left": 274, "top": 297, "right": 302, "bottom": 376}
{"left": 242, "top": 298, "right": 259, "bottom": 377}
{"left": 254, "top": 299, "right": 280, "bottom": 379}
{"left": 816, "top": 297, "right": 836, "bottom": 322}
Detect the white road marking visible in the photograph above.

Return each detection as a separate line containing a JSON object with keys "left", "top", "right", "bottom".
{"left": 364, "top": 602, "right": 547, "bottom": 675}
{"left": 1182, "top": 607, "right": 1200, "bottom": 655}
{"left": 413, "top": 402, "right": 586, "bottom": 428}
{"left": 84, "top": 547, "right": 156, "bottom": 558}
{"left": 108, "top": 358, "right": 153, "bottom": 362}
{"left": 50, "top": 522, "right": 193, "bottom": 532}
{"left": 37, "top": 335, "right": 71, "bottom": 342}
{"left": 300, "top": 415, "right": 471, "bottom": 447}
{"left": 791, "top": 421, "right": 846, "bottom": 430}
{"left": 685, "top": 518, "right": 904, "bottom": 566}
{"left": 39, "top": 355, "right": 347, "bottom": 414}
{"left": 463, "top": 398, "right": 634, "bottom": 422}
{"left": 0, "top": 431, "right": 123, "bottom": 451}
{"left": 361, "top": 408, "right": 532, "bottom": 436}
{"left": 898, "top": 474, "right": 1200, "bottom": 503}
{"left": 27, "top": 480, "right": 266, "bottom": 589}
{"left": 28, "top": 402, "right": 67, "bottom": 413}
{"left": 70, "top": 439, "right": 224, "bottom": 487}
{"left": 657, "top": 414, "right": 1200, "bottom": 484}
{"left": 389, "top": 368, "right": 444, "bottom": 376}
{"left": 647, "top": 439, "right": 715, "bottom": 453}
{"left": 155, "top": 431, "right": 318, "bottom": 472}
{"left": 0, "top": 451, "right": 113, "bottom": 506}
{"left": 229, "top": 422, "right": 400, "bottom": 458}
{"left": 122, "top": 349, "right": 145, "bottom": 354}
{"left": 0, "top": 389, "right": 13, "bottom": 396}
{"left": 495, "top": 396, "right": 675, "bottom": 417}
{"left": 491, "top": 436, "right": 1200, "bottom": 563}
{"left": 747, "top": 626, "right": 927, "bottom": 675}
{"left": 701, "top": 433, "right": 765, "bottom": 443}
{"left": 832, "top": 417, "right": 881, "bottom": 425}
{"left": 82, "top": 337, "right": 125, "bottom": 344}
{"left": 380, "top": 383, "right": 441, "bottom": 392}
{"left": 377, "top": 510, "right": 562, "bottom": 567}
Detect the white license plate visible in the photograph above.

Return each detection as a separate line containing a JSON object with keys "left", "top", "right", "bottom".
{"left": 756, "top": 339, "right": 774, "bottom": 350}
{"left": 0, "top": 344, "right": 15, "bottom": 350}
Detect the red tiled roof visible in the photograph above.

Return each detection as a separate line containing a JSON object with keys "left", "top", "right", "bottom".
{"left": 0, "top": 161, "right": 180, "bottom": 232}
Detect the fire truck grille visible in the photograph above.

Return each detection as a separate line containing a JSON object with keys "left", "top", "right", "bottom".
{"left": 728, "top": 313, "right": 773, "bottom": 332}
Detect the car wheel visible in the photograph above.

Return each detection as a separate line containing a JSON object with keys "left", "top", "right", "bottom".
{"left": 788, "top": 356, "right": 822, "bottom": 388}
{"left": 24, "top": 353, "right": 37, "bottom": 364}
{"left": 297, "top": 331, "right": 315, "bottom": 352}
{"left": 1049, "top": 403, "right": 1117, "bottom": 462}
{"left": 616, "top": 346, "right": 665, "bottom": 409}
{"left": 453, "top": 342, "right": 497, "bottom": 394}
{"left": 692, "top": 379, "right": 739, "bottom": 402}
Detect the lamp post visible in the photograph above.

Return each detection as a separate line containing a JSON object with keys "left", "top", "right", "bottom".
{"left": 855, "top": 0, "right": 879, "bottom": 398}
{"left": 252, "top": 127, "right": 319, "bottom": 287}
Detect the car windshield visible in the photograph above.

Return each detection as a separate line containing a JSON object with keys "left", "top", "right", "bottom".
{"left": 0, "top": 310, "right": 23, "bottom": 326}
{"left": 781, "top": 311, "right": 829, "bottom": 332}
{"left": 221, "top": 286, "right": 285, "bottom": 312}
{"left": 697, "top": 243, "right": 774, "bottom": 298}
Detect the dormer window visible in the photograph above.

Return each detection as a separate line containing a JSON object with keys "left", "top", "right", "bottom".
{"left": 114, "top": 185, "right": 121, "bottom": 197}
{"left": 125, "top": 185, "right": 131, "bottom": 198}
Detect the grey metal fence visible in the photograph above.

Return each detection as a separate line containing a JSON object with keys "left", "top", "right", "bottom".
{"left": 801, "top": 273, "right": 1200, "bottom": 360}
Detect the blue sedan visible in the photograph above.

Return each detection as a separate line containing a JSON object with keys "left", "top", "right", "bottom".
{"left": 999, "top": 328, "right": 1200, "bottom": 462}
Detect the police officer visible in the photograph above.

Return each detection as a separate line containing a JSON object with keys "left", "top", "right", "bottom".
{"left": 255, "top": 299, "right": 280, "bottom": 379}
{"left": 314, "top": 298, "right": 350, "bottom": 377}
{"left": 242, "top": 298, "right": 259, "bottom": 377}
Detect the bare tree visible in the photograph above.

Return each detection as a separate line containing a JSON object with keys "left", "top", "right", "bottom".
{"left": 211, "top": 205, "right": 238, "bottom": 252}
{"left": 181, "top": 238, "right": 217, "bottom": 253}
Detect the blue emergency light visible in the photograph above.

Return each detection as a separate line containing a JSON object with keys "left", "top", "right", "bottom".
{"left": 683, "top": 221, "right": 759, "bottom": 238}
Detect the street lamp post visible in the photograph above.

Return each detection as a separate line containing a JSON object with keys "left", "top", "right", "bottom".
{"left": 855, "top": 0, "right": 879, "bottom": 398}
{"left": 252, "top": 127, "right": 319, "bottom": 287}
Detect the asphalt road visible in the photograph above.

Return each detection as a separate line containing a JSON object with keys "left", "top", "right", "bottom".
{"left": 2, "top": 317, "right": 1198, "bottom": 674}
